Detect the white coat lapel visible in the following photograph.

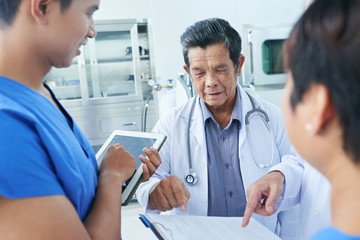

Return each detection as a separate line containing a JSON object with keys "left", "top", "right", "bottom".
{"left": 238, "top": 85, "right": 255, "bottom": 149}
{"left": 188, "top": 96, "right": 207, "bottom": 174}
{"left": 179, "top": 96, "right": 209, "bottom": 215}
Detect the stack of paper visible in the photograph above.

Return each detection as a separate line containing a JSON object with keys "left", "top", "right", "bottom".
{"left": 139, "top": 213, "right": 281, "bottom": 240}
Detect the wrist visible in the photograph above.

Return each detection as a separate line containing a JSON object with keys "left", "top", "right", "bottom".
{"left": 98, "top": 171, "right": 127, "bottom": 187}
{"left": 269, "top": 170, "right": 285, "bottom": 184}
{"left": 147, "top": 182, "right": 160, "bottom": 210}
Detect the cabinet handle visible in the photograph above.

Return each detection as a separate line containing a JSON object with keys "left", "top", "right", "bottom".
{"left": 122, "top": 121, "right": 136, "bottom": 126}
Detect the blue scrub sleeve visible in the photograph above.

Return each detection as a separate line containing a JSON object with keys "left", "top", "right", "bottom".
{"left": 0, "top": 110, "right": 65, "bottom": 198}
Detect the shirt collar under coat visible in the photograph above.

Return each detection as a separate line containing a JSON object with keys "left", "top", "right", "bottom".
{"left": 180, "top": 84, "right": 256, "bottom": 162}
{"left": 199, "top": 85, "right": 242, "bottom": 128}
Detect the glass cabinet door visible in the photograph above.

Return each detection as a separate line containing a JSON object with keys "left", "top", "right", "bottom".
{"left": 45, "top": 19, "right": 149, "bottom": 103}
{"left": 43, "top": 19, "right": 157, "bottom": 149}
{"left": 44, "top": 57, "right": 82, "bottom": 100}
{"left": 85, "top": 20, "right": 142, "bottom": 101}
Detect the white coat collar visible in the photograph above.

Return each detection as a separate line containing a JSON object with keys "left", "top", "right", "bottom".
{"left": 178, "top": 84, "right": 256, "bottom": 149}
{"left": 238, "top": 85, "right": 256, "bottom": 149}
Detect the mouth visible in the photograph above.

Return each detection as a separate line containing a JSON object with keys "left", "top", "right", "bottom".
{"left": 76, "top": 42, "right": 86, "bottom": 55}
{"left": 78, "top": 41, "right": 87, "bottom": 49}
{"left": 208, "top": 92, "right": 222, "bottom": 96}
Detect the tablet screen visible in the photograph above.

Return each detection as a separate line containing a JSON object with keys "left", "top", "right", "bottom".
{"left": 96, "top": 130, "right": 167, "bottom": 205}
{"left": 96, "top": 135, "right": 157, "bottom": 187}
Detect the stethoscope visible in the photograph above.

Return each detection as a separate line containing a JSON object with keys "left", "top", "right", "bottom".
{"left": 184, "top": 91, "right": 275, "bottom": 186}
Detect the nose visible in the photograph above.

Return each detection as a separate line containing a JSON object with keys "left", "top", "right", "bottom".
{"left": 205, "top": 72, "right": 219, "bottom": 88}
{"left": 88, "top": 22, "right": 97, "bottom": 39}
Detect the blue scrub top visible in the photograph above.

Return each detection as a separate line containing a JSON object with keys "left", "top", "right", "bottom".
{"left": 311, "top": 228, "right": 360, "bottom": 240}
{"left": 0, "top": 76, "right": 98, "bottom": 220}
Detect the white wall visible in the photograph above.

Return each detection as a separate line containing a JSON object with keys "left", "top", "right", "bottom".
{"left": 95, "top": 0, "right": 304, "bottom": 116}
{"left": 94, "top": 0, "right": 151, "bottom": 20}
{"left": 150, "top": 0, "right": 303, "bottom": 84}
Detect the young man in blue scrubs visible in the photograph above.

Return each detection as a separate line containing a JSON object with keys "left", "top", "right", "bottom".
{"left": 0, "top": 0, "right": 136, "bottom": 239}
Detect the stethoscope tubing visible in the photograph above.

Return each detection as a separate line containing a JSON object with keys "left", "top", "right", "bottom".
{"left": 185, "top": 98, "right": 198, "bottom": 186}
{"left": 184, "top": 92, "right": 274, "bottom": 186}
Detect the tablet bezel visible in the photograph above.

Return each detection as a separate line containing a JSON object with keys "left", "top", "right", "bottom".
{"left": 95, "top": 130, "right": 167, "bottom": 206}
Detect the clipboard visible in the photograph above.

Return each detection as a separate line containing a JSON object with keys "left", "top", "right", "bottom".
{"left": 139, "top": 213, "right": 281, "bottom": 240}
{"left": 139, "top": 214, "right": 167, "bottom": 240}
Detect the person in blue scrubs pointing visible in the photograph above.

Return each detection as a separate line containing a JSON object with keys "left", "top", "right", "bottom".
{"left": 0, "top": 0, "right": 136, "bottom": 239}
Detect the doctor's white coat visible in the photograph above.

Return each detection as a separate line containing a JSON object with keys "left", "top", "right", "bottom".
{"left": 136, "top": 85, "right": 300, "bottom": 239}
{"left": 271, "top": 149, "right": 331, "bottom": 240}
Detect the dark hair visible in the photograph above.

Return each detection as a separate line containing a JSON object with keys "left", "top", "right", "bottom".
{"left": 0, "top": 0, "right": 72, "bottom": 27}
{"left": 180, "top": 18, "right": 242, "bottom": 71}
{"left": 284, "top": 0, "right": 360, "bottom": 163}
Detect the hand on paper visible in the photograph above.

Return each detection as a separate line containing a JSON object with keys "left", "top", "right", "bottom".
{"left": 242, "top": 171, "right": 285, "bottom": 227}
{"left": 148, "top": 175, "right": 190, "bottom": 212}
{"left": 99, "top": 143, "right": 136, "bottom": 184}
{"left": 140, "top": 147, "right": 162, "bottom": 181}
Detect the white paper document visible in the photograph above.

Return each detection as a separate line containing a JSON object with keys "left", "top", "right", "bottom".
{"left": 141, "top": 213, "right": 281, "bottom": 240}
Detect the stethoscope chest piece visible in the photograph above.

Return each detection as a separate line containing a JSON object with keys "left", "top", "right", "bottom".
{"left": 258, "top": 163, "right": 270, "bottom": 169}
{"left": 185, "top": 170, "right": 198, "bottom": 186}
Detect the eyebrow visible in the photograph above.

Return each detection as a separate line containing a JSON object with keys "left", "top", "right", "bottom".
{"left": 215, "top": 64, "right": 228, "bottom": 69}
{"left": 191, "top": 64, "right": 228, "bottom": 72}
{"left": 88, "top": 5, "right": 99, "bottom": 12}
{"left": 191, "top": 67, "right": 204, "bottom": 71}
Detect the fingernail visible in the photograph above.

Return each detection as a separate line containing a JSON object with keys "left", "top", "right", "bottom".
{"left": 180, "top": 204, "right": 186, "bottom": 211}
{"left": 267, "top": 206, "right": 274, "bottom": 213}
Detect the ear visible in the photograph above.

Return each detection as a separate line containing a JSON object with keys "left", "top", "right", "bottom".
{"left": 30, "top": 0, "right": 52, "bottom": 25}
{"left": 236, "top": 54, "right": 245, "bottom": 76}
{"left": 183, "top": 64, "right": 194, "bottom": 84}
{"left": 307, "top": 84, "right": 335, "bottom": 135}
{"left": 183, "top": 64, "right": 190, "bottom": 75}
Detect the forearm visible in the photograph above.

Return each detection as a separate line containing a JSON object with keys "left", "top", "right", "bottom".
{"left": 84, "top": 173, "right": 124, "bottom": 240}
{"left": 270, "top": 154, "right": 304, "bottom": 210}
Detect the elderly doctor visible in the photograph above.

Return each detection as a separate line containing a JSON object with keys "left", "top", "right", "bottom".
{"left": 136, "top": 18, "right": 300, "bottom": 239}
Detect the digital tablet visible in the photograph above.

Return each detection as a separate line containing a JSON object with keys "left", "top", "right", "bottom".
{"left": 95, "top": 130, "right": 167, "bottom": 206}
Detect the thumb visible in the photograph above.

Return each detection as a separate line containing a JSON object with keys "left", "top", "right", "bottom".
{"left": 142, "top": 164, "right": 150, "bottom": 182}
{"left": 265, "top": 204, "right": 276, "bottom": 215}
{"left": 264, "top": 187, "right": 281, "bottom": 215}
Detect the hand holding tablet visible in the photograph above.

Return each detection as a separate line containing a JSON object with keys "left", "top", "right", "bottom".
{"left": 98, "top": 143, "right": 137, "bottom": 185}
{"left": 96, "top": 130, "right": 167, "bottom": 206}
